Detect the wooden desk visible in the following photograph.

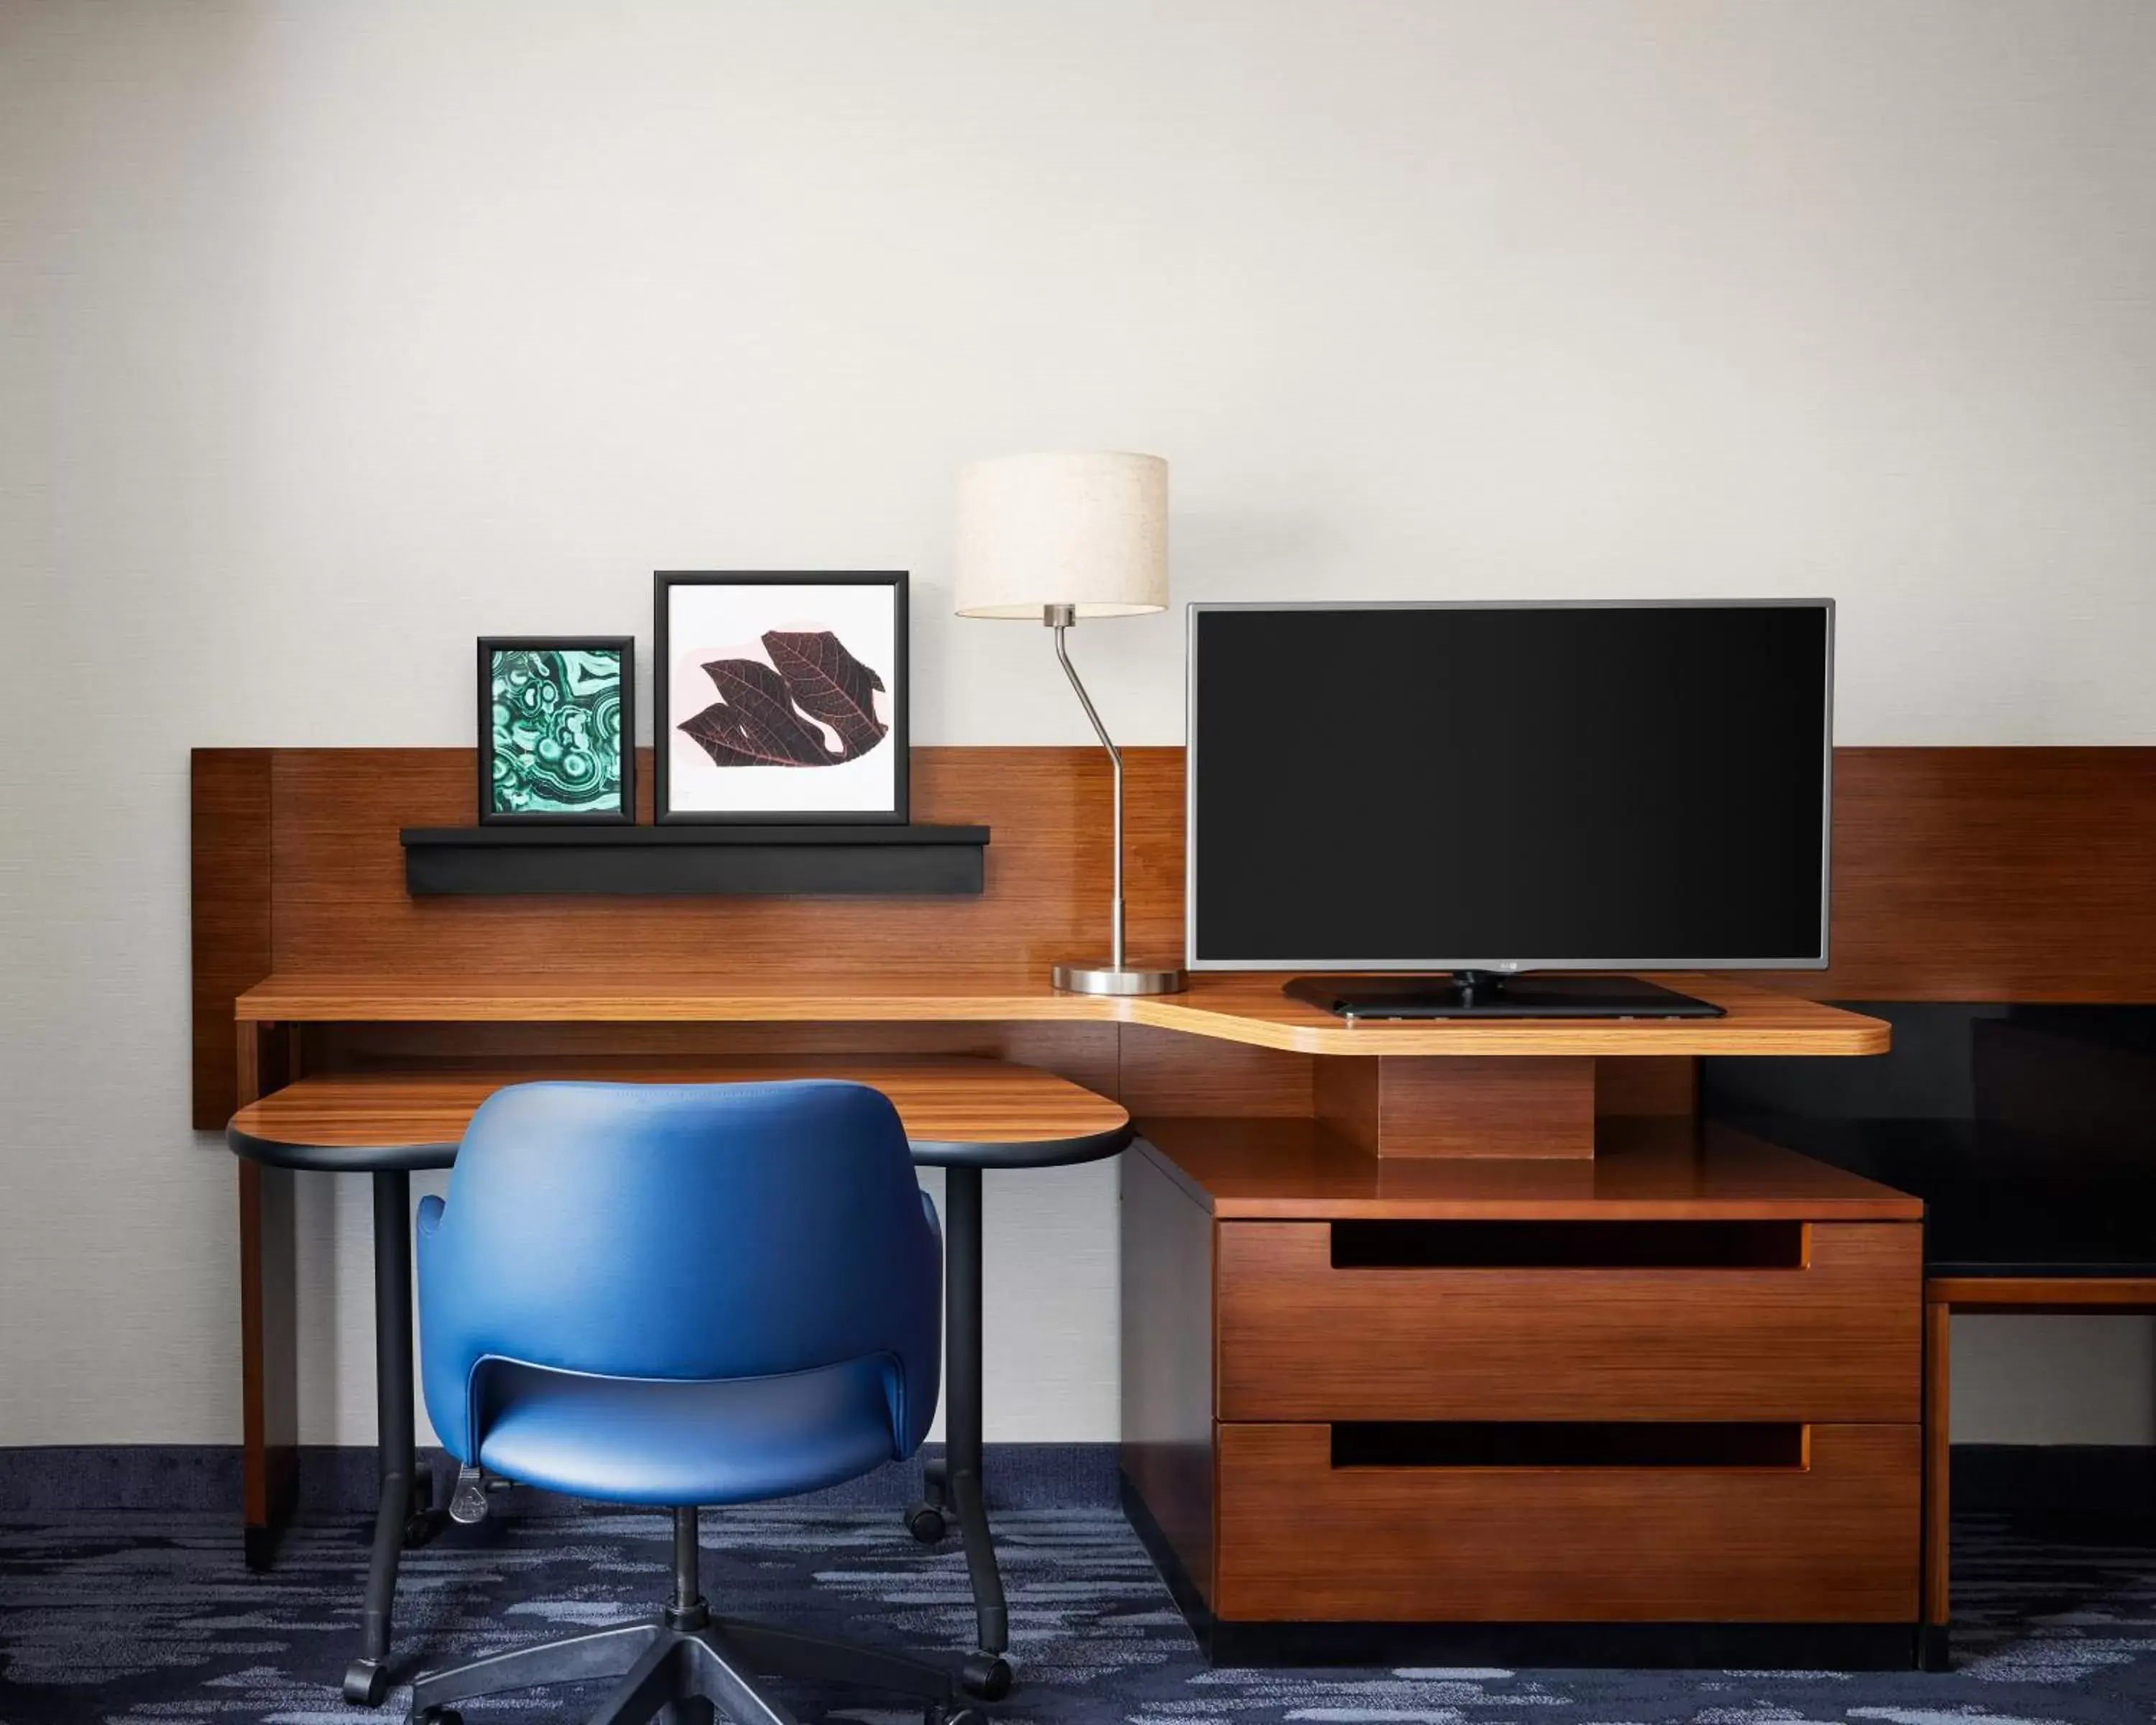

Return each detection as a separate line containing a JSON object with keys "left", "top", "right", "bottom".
{"left": 194, "top": 748, "right": 1911, "bottom": 1680}
{"left": 232, "top": 969, "right": 1881, "bottom": 1167}
{"left": 222, "top": 976, "right": 1901, "bottom": 1680}
{"left": 229, "top": 1055, "right": 1130, "bottom": 1706}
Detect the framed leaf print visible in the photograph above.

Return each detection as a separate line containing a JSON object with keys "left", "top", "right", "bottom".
{"left": 476, "top": 636, "right": 635, "bottom": 824}
{"left": 655, "top": 571, "right": 909, "bottom": 824}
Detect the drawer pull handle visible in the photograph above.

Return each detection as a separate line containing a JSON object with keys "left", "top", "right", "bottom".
{"left": 1330, "top": 1220, "right": 1805, "bottom": 1271}
{"left": 1330, "top": 1422, "right": 1809, "bottom": 1471}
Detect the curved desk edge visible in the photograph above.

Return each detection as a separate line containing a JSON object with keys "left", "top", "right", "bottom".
{"left": 227, "top": 1128, "right": 461, "bottom": 1173}
{"left": 225, "top": 1059, "right": 1135, "bottom": 1173}
{"left": 904, "top": 1126, "right": 1133, "bottom": 1168}
{"left": 229, "top": 972, "right": 1892, "bottom": 1058}
{"left": 227, "top": 1122, "right": 1135, "bottom": 1172}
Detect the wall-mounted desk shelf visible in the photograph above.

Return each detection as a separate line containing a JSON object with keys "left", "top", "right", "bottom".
{"left": 400, "top": 824, "right": 990, "bottom": 897}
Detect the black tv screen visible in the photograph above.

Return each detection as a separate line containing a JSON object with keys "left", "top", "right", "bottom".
{"left": 1187, "top": 602, "right": 1831, "bottom": 970}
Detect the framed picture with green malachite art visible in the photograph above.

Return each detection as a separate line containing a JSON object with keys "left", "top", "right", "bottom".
{"left": 476, "top": 636, "right": 635, "bottom": 824}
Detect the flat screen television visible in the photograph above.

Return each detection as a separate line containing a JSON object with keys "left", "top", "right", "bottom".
{"left": 1185, "top": 600, "right": 1833, "bottom": 1018}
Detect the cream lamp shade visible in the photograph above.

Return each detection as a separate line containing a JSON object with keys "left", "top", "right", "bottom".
{"left": 954, "top": 451, "right": 1168, "bottom": 618}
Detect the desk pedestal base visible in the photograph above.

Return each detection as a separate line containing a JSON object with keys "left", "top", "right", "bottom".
{"left": 1120, "top": 1123, "right": 1927, "bottom": 1665}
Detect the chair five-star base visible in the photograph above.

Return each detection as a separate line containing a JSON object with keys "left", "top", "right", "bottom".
{"left": 407, "top": 1506, "right": 980, "bottom": 1725}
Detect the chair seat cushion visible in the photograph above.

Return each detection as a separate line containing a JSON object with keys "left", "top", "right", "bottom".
{"left": 474, "top": 1356, "right": 900, "bottom": 1506}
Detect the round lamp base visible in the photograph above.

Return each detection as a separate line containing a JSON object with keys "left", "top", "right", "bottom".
{"left": 1051, "top": 960, "right": 1187, "bottom": 997}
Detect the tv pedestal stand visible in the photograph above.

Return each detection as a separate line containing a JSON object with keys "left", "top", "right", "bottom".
{"left": 1284, "top": 971, "right": 1728, "bottom": 1022}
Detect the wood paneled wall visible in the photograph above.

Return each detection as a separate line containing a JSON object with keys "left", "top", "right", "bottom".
{"left": 190, "top": 744, "right": 1253, "bottom": 1126}
{"left": 192, "top": 745, "right": 2156, "bottom": 1126}
{"left": 1740, "top": 748, "right": 2156, "bottom": 1003}
{"left": 255, "top": 745, "right": 1182, "bottom": 983}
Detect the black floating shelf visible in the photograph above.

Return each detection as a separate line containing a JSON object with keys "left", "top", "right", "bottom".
{"left": 401, "top": 825, "right": 990, "bottom": 898}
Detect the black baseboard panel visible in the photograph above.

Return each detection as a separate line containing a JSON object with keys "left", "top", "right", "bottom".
{"left": 0, "top": 1442, "right": 1119, "bottom": 1515}
{"left": 1118, "top": 1471, "right": 1917, "bottom": 1670}
{"left": 1954, "top": 1443, "right": 2156, "bottom": 1517}
{"left": 10, "top": 1440, "right": 2141, "bottom": 1523}
{"left": 0, "top": 1445, "right": 243, "bottom": 1514}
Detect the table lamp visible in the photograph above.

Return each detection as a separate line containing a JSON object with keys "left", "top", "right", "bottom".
{"left": 955, "top": 450, "right": 1186, "bottom": 995}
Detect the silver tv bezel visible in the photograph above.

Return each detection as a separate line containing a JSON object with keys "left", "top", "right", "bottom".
{"left": 1184, "top": 597, "right": 1835, "bottom": 974}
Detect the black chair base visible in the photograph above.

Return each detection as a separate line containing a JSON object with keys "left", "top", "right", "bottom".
{"left": 407, "top": 1506, "right": 980, "bottom": 1725}
{"left": 408, "top": 1611, "right": 978, "bottom": 1725}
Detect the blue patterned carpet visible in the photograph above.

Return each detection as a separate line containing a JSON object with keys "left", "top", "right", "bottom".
{"left": 6, "top": 1506, "right": 2156, "bottom": 1724}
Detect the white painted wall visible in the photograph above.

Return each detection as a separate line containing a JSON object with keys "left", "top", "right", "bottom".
{"left": 3, "top": 0, "right": 2152, "bottom": 1448}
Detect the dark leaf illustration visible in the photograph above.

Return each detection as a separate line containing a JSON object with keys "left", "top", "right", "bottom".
{"left": 677, "top": 631, "right": 892, "bottom": 770}
{"left": 678, "top": 658, "right": 839, "bottom": 767}
{"left": 761, "top": 630, "right": 889, "bottom": 761}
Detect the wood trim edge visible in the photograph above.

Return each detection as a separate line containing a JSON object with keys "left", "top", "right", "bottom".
{"left": 1922, "top": 1299, "right": 1950, "bottom": 1632}
{"left": 192, "top": 749, "right": 273, "bottom": 1130}
{"left": 1927, "top": 1276, "right": 2156, "bottom": 1310}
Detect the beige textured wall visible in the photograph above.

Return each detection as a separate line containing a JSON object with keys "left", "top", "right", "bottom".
{"left": 3, "top": 0, "right": 2152, "bottom": 1446}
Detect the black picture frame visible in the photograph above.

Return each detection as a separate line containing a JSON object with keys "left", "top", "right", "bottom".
{"left": 655, "top": 571, "right": 910, "bottom": 824}
{"left": 476, "top": 635, "right": 637, "bottom": 825}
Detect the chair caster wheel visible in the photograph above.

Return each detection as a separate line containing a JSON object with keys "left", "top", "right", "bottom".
{"left": 402, "top": 1506, "right": 450, "bottom": 1549}
{"left": 342, "top": 1657, "right": 390, "bottom": 1706}
{"left": 906, "top": 1502, "right": 948, "bottom": 1544}
{"left": 962, "top": 1652, "right": 1013, "bottom": 1700}
{"left": 927, "top": 1707, "right": 986, "bottom": 1725}
{"left": 413, "top": 1710, "right": 463, "bottom": 1725}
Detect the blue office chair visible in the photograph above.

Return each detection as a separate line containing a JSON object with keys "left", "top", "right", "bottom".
{"left": 402, "top": 1079, "right": 976, "bottom": 1725}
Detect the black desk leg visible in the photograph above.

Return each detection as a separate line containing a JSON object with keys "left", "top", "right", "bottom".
{"left": 909, "top": 1166, "right": 1014, "bottom": 1701}
{"left": 343, "top": 1169, "right": 446, "bottom": 1708}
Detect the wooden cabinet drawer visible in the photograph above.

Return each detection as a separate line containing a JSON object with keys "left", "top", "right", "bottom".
{"left": 1217, "top": 1219, "right": 1920, "bottom": 1422}
{"left": 1215, "top": 1422, "right": 1920, "bottom": 1622}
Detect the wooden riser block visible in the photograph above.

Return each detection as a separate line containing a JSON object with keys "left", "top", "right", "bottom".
{"left": 1594, "top": 1054, "right": 1698, "bottom": 1119}
{"left": 1314, "top": 1054, "right": 1598, "bottom": 1159}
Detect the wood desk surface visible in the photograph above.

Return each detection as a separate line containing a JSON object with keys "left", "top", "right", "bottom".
{"left": 227, "top": 1057, "right": 1133, "bottom": 1172}
{"left": 1134, "top": 1116, "right": 1925, "bottom": 1220}
{"left": 234, "top": 970, "right": 1888, "bottom": 1057}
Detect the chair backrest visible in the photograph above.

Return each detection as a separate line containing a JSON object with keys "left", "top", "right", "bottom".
{"left": 418, "top": 1080, "right": 939, "bottom": 1422}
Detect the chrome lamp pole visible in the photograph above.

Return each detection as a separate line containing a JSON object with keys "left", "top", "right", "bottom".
{"left": 1044, "top": 604, "right": 1181, "bottom": 993}
{"left": 955, "top": 451, "right": 1187, "bottom": 996}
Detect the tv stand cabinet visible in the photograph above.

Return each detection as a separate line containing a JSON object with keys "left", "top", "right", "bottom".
{"left": 1121, "top": 1109, "right": 1925, "bottom": 1668}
